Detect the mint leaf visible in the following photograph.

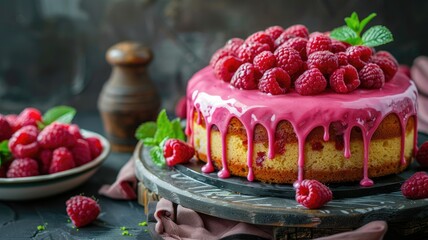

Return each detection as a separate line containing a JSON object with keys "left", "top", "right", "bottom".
{"left": 358, "top": 13, "right": 377, "bottom": 35}
{"left": 345, "top": 12, "right": 360, "bottom": 32}
{"left": 149, "top": 146, "right": 165, "bottom": 167}
{"left": 135, "top": 121, "right": 157, "bottom": 140}
{"left": 0, "top": 140, "right": 12, "bottom": 167}
{"left": 42, "top": 106, "right": 76, "bottom": 126}
{"left": 171, "top": 119, "right": 185, "bottom": 141}
{"left": 362, "top": 25, "right": 393, "bottom": 47}
{"left": 330, "top": 26, "right": 361, "bottom": 45}
{"left": 154, "top": 110, "right": 174, "bottom": 144}
{"left": 142, "top": 137, "right": 158, "bottom": 147}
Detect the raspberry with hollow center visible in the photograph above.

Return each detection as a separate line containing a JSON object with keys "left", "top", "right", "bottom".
{"left": 295, "top": 179, "right": 332, "bottom": 209}
{"left": 8, "top": 125, "right": 39, "bottom": 158}
{"left": 274, "top": 46, "right": 303, "bottom": 76}
{"left": 6, "top": 158, "right": 39, "bottom": 178}
{"left": 245, "top": 31, "right": 275, "bottom": 51}
{"left": 281, "top": 37, "right": 308, "bottom": 60}
{"left": 265, "top": 25, "right": 284, "bottom": 40}
{"left": 253, "top": 51, "right": 276, "bottom": 74}
{"left": 346, "top": 45, "right": 372, "bottom": 70}
{"left": 416, "top": 141, "right": 428, "bottom": 167}
{"left": 283, "top": 24, "right": 309, "bottom": 39}
{"left": 214, "top": 56, "right": 243, "bottom": 82}
{"left": 359, "top": 63, "right": 385, "bottom": 89}
{"left": 330, "top": 65, "right": 360, "bottom": 93}
{"left": 163, "top": 139, "right": 195, "bottom": 167}
{"left": 258, "top": 67, "right": 291, "bottom": 95}
{"left": 294, "top": 68, "right": 327, "bottom": 95}
{"left": 306, "top": 34, "right": 332, "bottom": 56}
{"left": 370, "top": 55, "right": 398, "bottom": 82}
{"left": 230, "top": 63, "right": 258, "bottom": 90}
{"left": 66, "top": 195, "right": 101, "bottom": 227}
{"left": 238, "top": 42, "right": 270, "bottom": 63}
{"left": 274, "top": 32, "right": 295, "bottom": 48}
{"left": 49, "top": 147, "right": 76, "bottom": 174}
{"left": 307, "top": 51, "right": 339, "bottom": 75}
{"left": 209, "top": 48, "right": 233, "bottom": 68}
{"left": 401, "top": 171, "right": 428, "bottom": 199}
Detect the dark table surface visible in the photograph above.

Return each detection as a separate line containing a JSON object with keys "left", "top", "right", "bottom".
{"left": 0, "top": 112, "right": 152, "bottom": 240}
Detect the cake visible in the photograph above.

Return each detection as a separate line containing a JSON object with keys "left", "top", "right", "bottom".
{"left": 185, "top": 24, "right": 418, "bottom": 186}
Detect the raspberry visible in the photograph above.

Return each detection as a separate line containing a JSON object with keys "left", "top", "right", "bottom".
{"left": 370, "top": 55, "right": 398, "bottom": 81}
{"left": 274, "top": 46, "right": 303, "bottom": 76}
{"left": 86, "top": 137, "right": 103, "bottom": 159}
{"left": 6, "top": 158, "right": 39, "bottom": 178}
{"left": 209, "top": 48, "right": 233, "bottom": 68}
{"left": 329, "top": 65, "right": 360, "bottom": 93}
{"left": 258, "top": 67, "right": 291, "bottom": 95}
{"left": 38, "top": 122, "right": 76, "bottom": 149}
{"left": 38, "top": 149, "right": 52, "bottom": 174}
{"left": 401, "top": 172, "right": 428, "bottom": 199}
{"left": 66, "top": 195, "right": 100, "bottom": 227}
{"left": 416, "top": 141, "right": 428, "bottom": 167}
{"left": 306, "top": 34, "right": 332, "bottom": 56}
{"left": 68, "top": 124, "right": 83, "bottom": 139}
{"left": 281, "top": 37, "right": 308, "bottom": 60}
{"left": 265, "top": 25, "right": 284, "bottom": 40}
{"left": 346, "top": 46, "right": 372, "bottom": 69}
{"left": 0, "top": 115, "right": 13, "bottom": 141}
{"left": 49, "top": 147, "right": 75, "bottom": 174}
{"left": 5, "top": 114, "right": 20, "bottom": 133}
{"left": 336, "top": 52, "right": 348, "bottom": 66}
{"left": 214, "top": 56, "right": 243, "bottom": 82}
{"left": 230, "top": 63, "right": 258, "bottom": 90}
{"left": 295, "top": 179, "right": 332, "bottom": 209}
{"left": 237, "top": 42, "right": 270, "bottom": 63}
{"left": 71, "top": 139, "right": 92, "bottom": 166}
{"left": 375, "top": 50, "right": 398, "bottom": 65}
{"left": 331, "top": 39, "right": 347, "bottom": 53}
{"left": 174, "top": 96, "right": 187, "bottom": 119}
{"left": 163, "top": 139, "right": 195, "bottom": 167}
{"left": 359, "top": 63, "right": 385, "bottom": 89}
{"left": 295, "top": 68, "right": 327, "bottom": 95}
{"left": 245, "top": 31, "right": 275, "bottom": 51}
{"left": 274, "top": 32, "right": 295, "bottom": 48}
{"left": 8, "top": 125, "right": 39, "bottom": 158}
{"left": 17, "top": 107, "right": 42, "bottom": 128}
{"left": 307, "top": 51, "right": 339, "bottom": 75}
{"left": 253, "top": 51, "right": 276, "bottom": 74}
{"left": 224, "top": 38, "right": 244, "bottom": 56}
{"left": 283, "top": 24, "right": 309, "bottom": 39}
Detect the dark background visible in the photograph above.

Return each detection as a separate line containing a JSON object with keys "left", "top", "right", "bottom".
{"left": 0, "top": 0, "right": 427, "bottom": 114}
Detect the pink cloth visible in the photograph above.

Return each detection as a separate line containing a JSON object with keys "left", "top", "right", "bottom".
{"left": 155, "top": 198, "right": 387, "bottom": 240}
{"left": 98, "top": 158, "right": 137, "bottom": 200}
{"left": 411, "top": 56, "right": 428, "bottom": 134}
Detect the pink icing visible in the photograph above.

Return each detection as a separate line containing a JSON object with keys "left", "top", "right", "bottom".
{"left": 186, "top": 67, "right": 418, "bottom": 187}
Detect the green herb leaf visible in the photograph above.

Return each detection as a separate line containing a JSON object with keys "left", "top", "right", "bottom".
{"left": 154, "top": 110, "right": 174, "bottom": 144}
{"left": 330, "top": 26, "right": 361, "bottom": 45}
{"left": 345, "top": 12, "right": 360, "bottom": 32}
{"left": 171, "top": 118, "right": 185, "bottom": 141}
{"left": 362, "top": 25, "right": 393, "bottom": 47}
{"left": 0, "top": 140, "right": 12, "bottom": 167}
{"left": 142, "top": 137, "right": 158, "bottom": 147}
{"left": 42, "top": 106, "right": 76, "bottom": 127}
{"left": 358, "top": 13, "right": 377, "bottom": 35}
{"left": 149, "top": 146, "right": 165, "bottom": 167}
{"left": 135, "top": 121, "right": 157, "bottom": 140}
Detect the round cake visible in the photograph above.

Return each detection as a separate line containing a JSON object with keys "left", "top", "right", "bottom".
{"left": 185, "top": 24, "right": 418, "bottom": 186}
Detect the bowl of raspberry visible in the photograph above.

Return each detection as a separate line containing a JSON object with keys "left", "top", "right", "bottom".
{"left": 0, "top": 107, "right": 110, "bottom": 201}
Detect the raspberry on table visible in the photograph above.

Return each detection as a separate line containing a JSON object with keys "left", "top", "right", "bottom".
{"left": 214, "top": 55, "right": 243, "bottom": 82}
{"left": 283, "top": 24, "right": 309, "bottom": 39}
{"left": 6, "top": 158, "right": 39, "bottom": 178}
{"left": 253, "top": 51, "right": 276, "bottom": 74}
{"left": 163, "top": 139, "right": 195, "bottom": 167}
{"left": 237, "top": 42, "right": 270, "bottom": 63}
{"left": 274, "top": 32, "right": 295, "bottom": 48}
{"left": 346, "top": 45, "right": 372, "bottom": 70}
{"left": 71, "top": 139, "right": 93, "bottom": 166}
{"left": 330, "top": 65, "right": 360, "bottom": 93}
{"left": 224, "top": 38, "right": 244, "bottom": 56}
{"left": 294, "top": 68, "right": 327, "bottom": 95}
{"left": 416, "top": 141, "right": 428, "bottom": 167}
{"left": 265, "top": 25, "right": 284, "bottom": 40}
{"left": 86, "top": 137, "right": 103, "bottom": 159}
{"left": 38, "top": 122, "right": 76, "bottom": 149}
{"left": 231, "top": 63, "right": 258, "bottom": 90}
{"left": 359, "top": 63, "right": 385, "bottom": 89}
{"left": 245, "top": 31, "right": 275, "bottom": 51}
{"left": 8, "top": 125, "right": 39, "bottom": 158}
{"left": 274, "top": 46, "right": 303, "bottom": 76}
{"left": 66, "top": 195, "right": 100, "bottom": 227}
{"left": 370, "top": 55, "right": 398, "bottom": 81}
{"left": 336, "top": 52, "right": 348, "bottom": 66}
{"left": 280, "top": 37, "right": 308, "bottom": 60}
{"left": 258, "top": 67, "right": 291, "bottom": 95}
{"left": 49, "top": 147, "right": 76, "bottom": 174}
{"left": 295, "top": 179, "right": 332, "bottom": 209}
{"left": 209, "top": 48, "right": 233, "bottom": 68}
{"left": 306, "top": 34, "right": 332, "bottom": 56}
{"left": 17, "top": 107, "right": 43, "bottom": 128}
{"left": 401, "top": 171, "right": 428, "bottom": 199}
{"left": 307, "top": 51, "right": 339, "bottom": 75}
{"left": 0, "top": 115, "right": 13, "bottom": 141}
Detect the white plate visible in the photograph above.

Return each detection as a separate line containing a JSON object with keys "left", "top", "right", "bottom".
{"left": 0, "top": 130, "right": 111, "bottom": 201}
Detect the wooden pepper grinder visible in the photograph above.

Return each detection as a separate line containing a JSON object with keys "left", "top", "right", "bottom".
{"left": 98, "top": 41, "right": 160, "bottom": 152}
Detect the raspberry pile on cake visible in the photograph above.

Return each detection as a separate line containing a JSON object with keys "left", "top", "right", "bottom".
{"left": 186, "top": 24, "right": 418, "bottom": 186}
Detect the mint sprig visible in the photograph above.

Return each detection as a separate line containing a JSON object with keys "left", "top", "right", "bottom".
{"left": 135, "top": 109, "right": 186, "bottom": 167}
{"left": 330, "top": 12, "right": 393, "bottom": 47}
{"left": 0, "top": 140, "right": 12, "bottom": 167}
{"left": 38, "top": 105, "right": 76, "bottom": 129}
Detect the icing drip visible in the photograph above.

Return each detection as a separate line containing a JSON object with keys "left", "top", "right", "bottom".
{"left": 186, "top": 67, "right": 418, "bottom": 186}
